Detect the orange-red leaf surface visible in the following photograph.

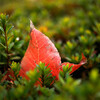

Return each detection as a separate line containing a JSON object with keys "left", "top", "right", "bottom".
{"left": 19, "top": 21, "right": 87, "bottom": 80}
{"left": 19, "top": 21, "right": 62, "bottom": 80}
{"left": 61, "top": 53, "right": 87, "bottom": 74}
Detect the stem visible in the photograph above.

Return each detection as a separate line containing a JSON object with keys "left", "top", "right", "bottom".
{"left": 4, "top": 24, "right": 9, "bottom": 70}
{"left": 42, "top": 71, "right": 44, "bottom": 87}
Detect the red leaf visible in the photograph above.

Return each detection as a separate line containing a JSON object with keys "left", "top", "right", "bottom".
{"left": 61, "top": 53, "right": 87, "bottom": 74}
{"left": 19, "top": 21, "right": 87, "bottom": 81}
{"left": 2, "top": 21, "right": 87, "bottom": 84}
{"left": 19, "top": 20, "right": 62, "bottom": 80}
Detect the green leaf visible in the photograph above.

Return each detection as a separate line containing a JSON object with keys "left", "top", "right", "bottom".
{"left": 0, "top": 43, "right": 6, "bottom": 49}
{"left": 59, "top": 75, "right": 65, "bottom": 84}
{"left": 15, "top": 40, "right": 24, "bottom": 49}
{"left": 7, "top": 26, "right": 14, "bottom": 34}
{"left": 36, "top": 62, "right": 55, "bottom": 87}
{"left": 0, "top": 49, "right": 7, "bottom": 57}
{"left": 11, "top": 56, "right": 21, "bottom": 60}
{"left": 7, "top": 35, "right": 14, "bottom": 45}
{"left": 11, "top": 61, "right": 21, "bottom": 76}
{"left": 0, "top": 26, "right": 4, "bottom": 33}
{"left": 8, "top": 42, "right": 14, "bottom": 50}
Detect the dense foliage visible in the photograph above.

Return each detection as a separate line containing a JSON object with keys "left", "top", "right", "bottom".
{"left": 0, "top": 0, "right": 100, "bottom": 100}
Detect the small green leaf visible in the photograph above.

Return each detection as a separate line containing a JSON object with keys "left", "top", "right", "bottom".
{"left": 59, "top": 75, "right": 65, "bottom": 84}
{"left": 7, "top": 26, "right": 14, "bottom": 34}
{"left": 8, "top": 42, "right": 14, "bottom": 50}
{"left": 15, "top": 40, "right": 24, "bottom": 49}
{"left": 11, "top": 61, "right": 21, "bottom": 76}
{"left": 11, "top": 56, "right": 21, "bottom": 60}
{"left": 0, "top": 51, "right": 7, "bottom": 58}
{"left": 7, "top": 35, "right": 14, "bottom": 45}
{"left": 0, "top": 43, "right": 6, "bottom": 49}
{"left": 0, "top": 26, "right": 4, "bottom": 33}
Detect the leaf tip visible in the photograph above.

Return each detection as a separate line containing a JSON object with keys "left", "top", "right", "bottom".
{"left": 30, "top": 19, "right": 34, "bottom": 32}
{"left": 80, "top": 53, "right": 87, "bottom": 65}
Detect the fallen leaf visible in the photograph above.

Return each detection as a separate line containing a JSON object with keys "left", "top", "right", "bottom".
{"left": 19, "top": 20, "right": 87, "bottom": 80}
{"left": 19, "top": 20, "right": 61, "bottom": 80}
{"left": 2, "top": 21, "right": 87, "bottom": 85}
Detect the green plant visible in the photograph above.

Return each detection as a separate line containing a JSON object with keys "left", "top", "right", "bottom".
{"left": 0, "top": 14, "right": 24, "bottom": 72}
{"left": 0, "top": 0, "right": 100, "bottom": 99}
{"left": 0, "top": 14, "right": 14, "bottom": 70}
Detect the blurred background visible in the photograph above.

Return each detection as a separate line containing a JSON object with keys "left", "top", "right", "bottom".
{"left": 0, "top": 0, "right": 100, "bottom": 78}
